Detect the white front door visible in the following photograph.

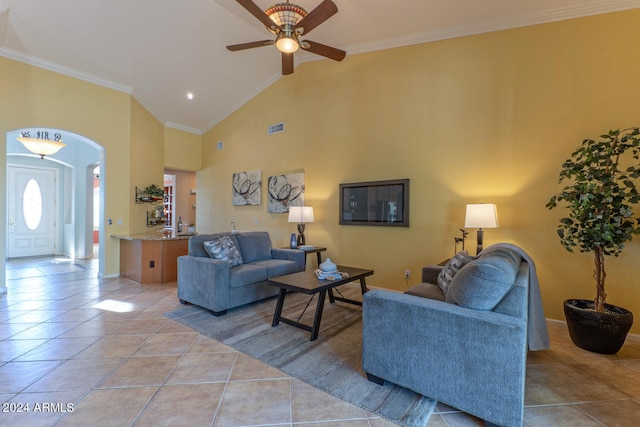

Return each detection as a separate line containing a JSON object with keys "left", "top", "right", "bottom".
{"left": 7, "top": 165, "right": 58, "bottom": 258}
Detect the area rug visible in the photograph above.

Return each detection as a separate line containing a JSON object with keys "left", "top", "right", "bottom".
{"left": 165, "top": 285, "right": 436, "bottom": 427}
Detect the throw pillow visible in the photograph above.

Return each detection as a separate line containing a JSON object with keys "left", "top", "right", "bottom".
{"left": 437, "top": 251, "right": 475, "bottom": 295}
{"left": 203, "top": 235, "right": 243, "bottom": 267}
{"left": 445, "top": 253, "right": 519, "bottom": 310}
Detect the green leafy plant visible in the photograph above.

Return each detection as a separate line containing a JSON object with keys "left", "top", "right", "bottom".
{"left": 546, "top": 128, "right": 640, "bottom": 312}
{"left": 144, "top": 184, "right": 165, "bottom": 199}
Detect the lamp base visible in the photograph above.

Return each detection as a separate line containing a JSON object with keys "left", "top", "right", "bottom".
{"left": 297, "top": 223, "right": 306, "bottom": 246}
{"left": 475, "top": 229, "right": 484, "bottom": 256}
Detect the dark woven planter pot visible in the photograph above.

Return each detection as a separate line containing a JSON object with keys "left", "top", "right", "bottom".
{"left": 564, "top": 299, "right": 634, "bottom": 354}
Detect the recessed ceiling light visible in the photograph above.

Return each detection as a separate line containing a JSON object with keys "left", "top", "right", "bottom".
{"left": 186, "top": 92, "right": 195, "bottom": 100}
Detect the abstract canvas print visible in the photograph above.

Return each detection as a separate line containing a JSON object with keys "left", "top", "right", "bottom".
{"left": 268, "top": 172, "right": 305, "bottom": 213}
{"left": 232, "top": 170, "right": 262, "bottom": 206}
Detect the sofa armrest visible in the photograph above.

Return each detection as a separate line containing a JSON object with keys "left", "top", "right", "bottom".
{"left": 271, "top": 248, "right": 305, "bottom": 272}
{"left": 362, "top": 289, "right": 527, "bottom": 427}
{"left": 421, "top": 265, "right": 442, "bottom": 284}
{"left": 177, "top": 256, "right": 231, "bottom": 312}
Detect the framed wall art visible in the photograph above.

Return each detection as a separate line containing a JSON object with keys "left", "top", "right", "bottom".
{"left": 232, "top": 170, "right": 262, "bottom": 206}
{"left": 268, "top": 172, "right": 305, "bottom": 213}
{"left": 339, "top": 179, "right": 409, "bottom": 226}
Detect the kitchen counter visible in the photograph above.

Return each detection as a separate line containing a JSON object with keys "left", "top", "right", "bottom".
{"left": 112, "top": 232, "right": 196, "bottom": 284}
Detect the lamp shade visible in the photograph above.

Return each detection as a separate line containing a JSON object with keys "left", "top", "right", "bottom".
{"left": 464, "top": 204, "right": 498, "bottom": 229}
{"left": 288, "top": 206, "right": 314, "bottom": 223}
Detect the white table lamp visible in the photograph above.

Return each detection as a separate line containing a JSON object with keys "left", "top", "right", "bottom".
{"left": 465, "top": 204, "right": 499, "bottom": 255}
{"left": 288, "top": 206, "right": 314, "bottom": 246}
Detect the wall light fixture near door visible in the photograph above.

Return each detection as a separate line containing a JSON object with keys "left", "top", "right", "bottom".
{"left": 17, "top": 130, "right": 66, "bottom": 159}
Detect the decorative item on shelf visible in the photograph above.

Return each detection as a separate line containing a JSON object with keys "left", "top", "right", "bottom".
{"left": 136, "top": 185, "right": 165, "bottom": 204}
{"left": 290, "top": 233, "right": 297, "bottom": 249}
{"left": 547, "top": 127, "right": 640, "bottom": 354}
{"left": 464, "top": 204, "right": 499, "bottom": 255}
{"left": 17, "top": 130, "right": 65, "bottom": 159}
{"left": 146, "top": 206, "right": 167, "bottom": 227}
{"left": 453, "top": 228, "right": 469, "bottom": 256}
{"left": 188, "top": 224, "right": 196, "bottom": 233}
{"left": 319, "top": 257, "right": 337, "bottom": 273}
{"left": 288, "top": 206, "right": 314, "bottom": 246}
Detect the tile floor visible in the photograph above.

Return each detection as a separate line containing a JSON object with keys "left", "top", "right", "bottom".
{"left": 2, "top": 257, "right": 640, "bottom": 427}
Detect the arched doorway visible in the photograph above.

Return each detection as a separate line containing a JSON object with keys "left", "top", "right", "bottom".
{"left": 5, "top": 128, "right": 106, "bottom": 277}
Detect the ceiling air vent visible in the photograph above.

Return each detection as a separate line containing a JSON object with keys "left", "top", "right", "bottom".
{"left": 268, "top": 122, "right": 285, "bottom": 135}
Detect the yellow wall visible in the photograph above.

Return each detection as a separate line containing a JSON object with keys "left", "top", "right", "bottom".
{"left": 130, "top": 98, "right": 165, "bottom": 234}
{"left": 199, "top": 10, "right": 640, "bottom": 332}
{"left": 1, "top": 57, "right": 133, "bottom": 277}
{"left": 164, "top": 127, "right": 202, "bottom": 171}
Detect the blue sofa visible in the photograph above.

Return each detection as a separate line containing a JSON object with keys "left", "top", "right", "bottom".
{"left": 362, "top": 244, "right": 549, "bottom": 427}
{"left": 177, "top": 231, "right": 305, "bottom": 316}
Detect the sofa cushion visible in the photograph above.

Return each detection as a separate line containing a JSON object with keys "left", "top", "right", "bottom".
{"left": 235, "top": 232, "right": 272, "bottom": 263}
{"left": 445, "top": 252, "right": 519, "bottom": 310}
{"left": 203, "top": 235, "right": 243, "bottom": 267}
{"left": 437, "top": 251, "right": 475, "bottom": 295}
{"left": 189, "top": 232, "right": 238, "bottom": 258}
{"left": 252, "top": 259, "right": 300, "bottom": 278}
{"left": 404, "top": 283, "right": 446, "bottom": 301}
{"left": 229, "top": 264, "right": 268, "bottom": 289}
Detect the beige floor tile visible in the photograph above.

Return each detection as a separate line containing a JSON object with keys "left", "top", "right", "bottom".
{"left": 55, "top": 387, "right": 158, "bottom": 427}
{"left": 8, "top": 322, "right": 83, "bottom": 340}
{"left": 524, "top": 404, "right": 603, "bottom": 426}
{"left": 213, "top": 379, "right": 291, "bottom": 426}
{"left": 187, "top": 334, "right": 236, "bottom": 354}
{"left": 291, "top": 378, "right": 368, "bottom": 423}
{"left": 25, "top": 357, "right": 122, "bottom": 393}
{"left": 0, "top": 323, "right": 42, "bottom": 340}
{"left": 75, "top": 334, "right": 150, "bottom": 358}
{"left": 526, "top": 363, "right": 626, "bottom": 402}
{"left": 132, "top": 332, "right": 197, "bottom": 356}
{"left": 166, "top": 352, "right": 238, "bottom": 384}
{"left": 14, "top": 337, "right": 100, "bottom": 362}
{"left": 0, "top": 339, "right": 49, "bottom": 362}
{"left": 0, "top": 361, "right": 62, "bottom": 393}
{"left": 576, "top": 399, "right": 640, "bottom": 427}
{"left": 98, "top": 355, "right": 181, "bottom": 388}
{"left": 58, "top": 320, "right": 128, "bottom": 338}
{"left": 294, "top": 421, "right": 373, "bottom": 426}
{"left": 229, "top": 353, "right": 288, "bottom": 381}
{"left": 1, "top": 391, "right": 83, "bottom": 427}
{"left": 134, "top": 383, "right": 225, "bottom": 426}
{"left": 110, "top": 319, "right": 168, "bottom": 335}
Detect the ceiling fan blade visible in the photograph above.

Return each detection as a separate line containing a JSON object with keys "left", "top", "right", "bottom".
{"left": 282, "top": 53, "right": 294, "bottom": 75}
{"left": 227, "top": 40, "right": 274, "bottom": 51}
{"left": 236, "top": 0, "right": 280, "bottom": 31}
{"left": 301, "top": 40, "right": 346, "bottom": 61}
{"left": 294, "top": 0, "right": 338, "bottom": 35}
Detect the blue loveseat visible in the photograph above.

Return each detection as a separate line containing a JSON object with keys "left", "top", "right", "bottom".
{"left": 362, "top": 244, "right": 549, "bottom": 427}
{"left": 177, "top": 231, "right": 305, "bottom": 316}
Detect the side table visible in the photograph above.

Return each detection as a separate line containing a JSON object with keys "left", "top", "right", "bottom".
{"left": 283, "top": 246, "right": 327, "bottom": 269}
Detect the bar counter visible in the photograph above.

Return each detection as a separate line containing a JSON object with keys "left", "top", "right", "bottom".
{"left": 112, "top": 232, "right": 196, "bottom": 284}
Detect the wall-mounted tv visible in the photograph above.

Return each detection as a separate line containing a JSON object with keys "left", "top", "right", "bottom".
{"left": 339, "top": 179, "right": 409, "bottom": 227}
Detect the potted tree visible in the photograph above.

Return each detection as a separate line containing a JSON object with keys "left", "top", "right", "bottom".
{"left": 546, "top": 127, "right": 640, "bottom": 354}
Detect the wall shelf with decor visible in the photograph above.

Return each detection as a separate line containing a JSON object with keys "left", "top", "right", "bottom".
{"left": 135, "top": 185, "right": 165, "bottom": 204}
{"left": 147, "top": 208, "right": 166, "bottom": 227}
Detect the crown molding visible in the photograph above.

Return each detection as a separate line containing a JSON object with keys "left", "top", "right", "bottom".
{"left": 164, "top": 121, "right": 203, "bottom": 135}
{"left": 0, "top": 47, "right": 133, "bottom": 94}
{"left": 344, "top": 1, "right": 640, "bottom": 56}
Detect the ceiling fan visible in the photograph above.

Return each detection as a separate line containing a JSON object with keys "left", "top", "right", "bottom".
{"left": 227, "top": 0, "right": 346, "bottom": 75}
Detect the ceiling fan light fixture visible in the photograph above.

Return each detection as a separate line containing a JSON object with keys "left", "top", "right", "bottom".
{"left": 265, "top": 2, "right": 307, "bottom": 30}
{"left": 275, "top": 34, "right": 299, "bottom": 53}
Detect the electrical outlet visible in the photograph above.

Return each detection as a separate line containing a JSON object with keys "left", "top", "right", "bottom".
{"left": 405, "top": 269, "right": 411, "bottom": 278}
{"left": 150, "top": 261, "right": 155, "bottom": 268}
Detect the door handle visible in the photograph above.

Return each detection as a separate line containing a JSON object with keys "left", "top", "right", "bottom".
{"left": 9, "top": 217, "right": 15, "bottom": 226}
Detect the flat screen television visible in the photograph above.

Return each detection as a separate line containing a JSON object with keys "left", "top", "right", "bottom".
{"left": 339, "top": 179, "right": 409, "bottom": 227}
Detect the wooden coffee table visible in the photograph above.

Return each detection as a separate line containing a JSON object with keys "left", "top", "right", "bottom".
{"left": 267, "top": 265, "right": 374, "bottom": 341}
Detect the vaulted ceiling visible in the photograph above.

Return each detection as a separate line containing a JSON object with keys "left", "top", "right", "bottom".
{"left": 1, "top": 0, "right": 638, "bottom": 134}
